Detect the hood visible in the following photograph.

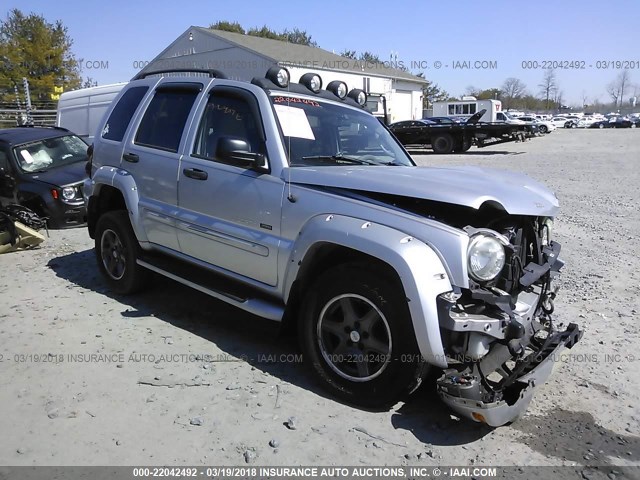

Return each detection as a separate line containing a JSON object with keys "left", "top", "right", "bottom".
{"left": 27, "top": 161, "right": 87, "bottom": 188}
{"left": 283, "top": 165, "right": 559, "bottom": 216}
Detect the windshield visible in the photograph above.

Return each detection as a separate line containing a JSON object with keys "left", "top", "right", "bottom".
{"left": 270, "top": 95, "right": 413, "bottom": 167}
{"left": 14, "top": 135, "right": 88, "bottom": 173}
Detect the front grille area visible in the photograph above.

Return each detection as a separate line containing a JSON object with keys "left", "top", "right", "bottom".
{"left": 496, "top": 221, "right": 542, "bottom": 295}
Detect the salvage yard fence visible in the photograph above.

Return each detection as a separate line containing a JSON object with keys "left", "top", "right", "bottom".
{"left": 0, "top": 108, "right": 57, "bottom": 129}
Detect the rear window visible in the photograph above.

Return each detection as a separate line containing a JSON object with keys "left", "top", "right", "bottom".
{"left": 135, "top": 89, "right": 199, "bottom": 152}
{"left": 102, "top": 86, "right": 148, "bottom": 141}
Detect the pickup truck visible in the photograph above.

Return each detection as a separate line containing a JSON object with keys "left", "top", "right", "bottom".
{"left": 389, "top": 111, "right": 538, "bottom": 153}
{"left": 84, "top": 66, "right": 581, "bottom": 426}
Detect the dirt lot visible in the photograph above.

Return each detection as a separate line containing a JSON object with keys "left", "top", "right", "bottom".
{"left": 0, "top": 129, "right": 638, "bottom": 474}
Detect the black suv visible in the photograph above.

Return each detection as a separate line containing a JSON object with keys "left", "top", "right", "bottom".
{"left": 0, "top": 126, "right": 88, "bottom": 228}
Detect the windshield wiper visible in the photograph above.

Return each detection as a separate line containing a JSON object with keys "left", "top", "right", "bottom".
{"left": 301, "top": 155, "right": 379, "bottom": 166}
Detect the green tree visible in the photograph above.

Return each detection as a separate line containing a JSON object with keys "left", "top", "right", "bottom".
{"left": 358, "top": 51, "right": 381, "bottom": 63}
{"left": 417, "top": 73, "right": 449, "bottom": 109}
{"left": 0, "top": 9, "right": 81, "bottom": 103}
{"left": 340, "top": 49, "right": 357, "bottom": 59}
{"left": 282, "top": 28, "right": 317, "bottom": 47}
{"left": 246, "top": 25, "right": 317, "bottom": 46}
{"left": 209, "top": 20, "right": 245, "bottom": 34}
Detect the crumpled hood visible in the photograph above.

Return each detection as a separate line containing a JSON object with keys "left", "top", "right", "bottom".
{"left": 28, "top": 161, "right": 87, "bottom": 188}
{"left": 282, "top": 165, "right": 559, "bottom": 216}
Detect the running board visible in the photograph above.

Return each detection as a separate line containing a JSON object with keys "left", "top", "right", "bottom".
{"left": 136, "top": 259, "right": 284, "bottom": 321}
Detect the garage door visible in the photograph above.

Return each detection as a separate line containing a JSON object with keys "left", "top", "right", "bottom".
{"left": 392, "top": 90, "right": 413, "bottom": 122}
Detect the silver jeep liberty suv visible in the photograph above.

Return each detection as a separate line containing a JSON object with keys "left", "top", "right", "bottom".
{"left": 84, "top": 66, "right": 581, "bottom": 426}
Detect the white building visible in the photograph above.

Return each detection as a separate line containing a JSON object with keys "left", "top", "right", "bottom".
{"left": 139, "top": 27, "right": 426, "bottom": 123}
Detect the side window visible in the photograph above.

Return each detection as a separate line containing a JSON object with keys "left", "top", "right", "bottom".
{"left": 193, "top": 93, "right": 263, "bottom": 162}
{"left": 102, "top": 86, "right": 148, "bottom": 141}
{"left": 135, "top": 88, "right": 199, "bottom": 152}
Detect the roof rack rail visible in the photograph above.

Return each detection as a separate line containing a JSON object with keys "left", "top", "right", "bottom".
{"left": 17, "top": 125, "right": 69, "bottom": 132}
{"left": 133, "top": 68, "right": 226, "bottom": 81}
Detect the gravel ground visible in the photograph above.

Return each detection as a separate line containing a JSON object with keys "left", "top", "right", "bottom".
{"left": 0, "top": 129, "right": 638, "bottom": 475}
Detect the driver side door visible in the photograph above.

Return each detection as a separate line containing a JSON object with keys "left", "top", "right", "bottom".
{"left": 0, "top": 148, "right": 17, "bottom": 206}
{"left": 176, "top": 87, "right": 285, "bottom": 286}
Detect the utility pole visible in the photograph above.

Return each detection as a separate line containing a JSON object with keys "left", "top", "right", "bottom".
{"left": 22, "top": 77, "right": 33, "bottom": 125}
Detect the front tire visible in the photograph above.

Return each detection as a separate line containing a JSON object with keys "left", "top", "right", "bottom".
{"left": 299, "top": 264, "right": 426, "bottom": 408}
{"left": 95, "top": 210, "right": 148, "bottom": 294}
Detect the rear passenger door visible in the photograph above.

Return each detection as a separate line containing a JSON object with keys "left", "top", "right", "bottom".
{"left": 122, "top": 83, "right": 202, "bottom": 251}
{"left": 176, "top": 86, "right": 285, "bottom": 286}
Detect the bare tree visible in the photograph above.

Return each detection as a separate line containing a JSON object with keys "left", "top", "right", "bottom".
{"left": 538, "top": 69, "right": 558, "bottom": 110}
{"left": 554, "top": 90, "right": 564, "bottom": 109}
{"left": 464, "top": 85, "right": 479, "bottom": 97}
{"left": 606, "top": 81, "right": 622, "bottom": 108}
{"left": 606, "top": 70, "right": 633, "bottom": 108}
{"left": 501, "top": 77, "right": 527, "bottom": 109}
{"left": 502, "top": 77, "right": 527, "bottom": 98}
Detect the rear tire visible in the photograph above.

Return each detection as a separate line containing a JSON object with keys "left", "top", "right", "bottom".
{"left": 453, "top": 138, "right": 472, "bottom": 153}
{"left": 95, "top": 210, "right": 148, "bottom": 294}
{"left": 299, "top": 263, "right": 427, "bottom": 408}
{"left": 538, "top": 125, "right": 548, "bottom": 134}
{"left": 431, "top": 134, "right": 455, "bottom": 154}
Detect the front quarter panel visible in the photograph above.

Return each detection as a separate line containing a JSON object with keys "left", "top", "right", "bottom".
{"left": 85, "top": 165, "right": 148, "bottom": 243}
{"left": 285, "top": 214, "right": 452, "bottom": 368}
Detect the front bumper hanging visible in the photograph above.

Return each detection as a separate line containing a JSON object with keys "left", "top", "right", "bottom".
{"left": 437, "top": 322, "right": 582, "bottom": 427}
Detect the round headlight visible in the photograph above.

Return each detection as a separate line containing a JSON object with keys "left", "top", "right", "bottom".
{"left": 299, "top": 73, "right": 322, "bottom": 93}
{"left": 467, "top": 234, "right": 506, "bottom": 282}
{"left": 347, "top": 88, "right": 367, "bottom": 107}
{"left": 62, "top": 186, "right": 76, "bottom": 200}
{"left": 266, "top": 66, "right": 290, "bottom": 88}
{"left": 327, "top": 81, "right": 348, "bottom": 99}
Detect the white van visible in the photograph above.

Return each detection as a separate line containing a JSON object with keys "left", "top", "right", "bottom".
{"left": 433, "top": 98, "right": 515, "bottom": 123}
{"left": 56, "top": 83, "right": 125, "bottom": 139}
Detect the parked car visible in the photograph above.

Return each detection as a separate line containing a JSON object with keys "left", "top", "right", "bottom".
{"left": 576, "top": 117, "right": 598, "bottom": 128}
{"left": 517, "top": 116, "right": 556, "bottom": 134}
{"left": 85, "top": 66, "right": 581, "bottom": 426}
{"left": 0, "top": 126, "right": 88, "bottom": 228}
{"left": 550, "top": 117, "right": 571, "bottom": 128}
{"left": 590, "top": 118, "right": 635, "bottom": 128}
{"left": 422, "top": 117, "right": 459, "bottom": 125}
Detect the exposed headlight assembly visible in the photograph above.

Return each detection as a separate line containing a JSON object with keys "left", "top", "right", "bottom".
{"left": 541, "top": 218, "right": 553, "bottom": 246}
{"left": 467, "top": 234, "right": 506, "bottom": 282}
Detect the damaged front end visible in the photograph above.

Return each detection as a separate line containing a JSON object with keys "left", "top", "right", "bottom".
{"left": 436, "top": 218, "right": 582, "bottom": 426}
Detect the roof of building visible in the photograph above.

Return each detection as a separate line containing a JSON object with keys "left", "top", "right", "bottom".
{"left": 193, "top": 27, "right": 426, "bottom": 84}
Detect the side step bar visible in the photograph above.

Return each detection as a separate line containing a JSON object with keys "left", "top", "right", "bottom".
{"left": 136, "top": 259, "right": 285, "bottom": 321}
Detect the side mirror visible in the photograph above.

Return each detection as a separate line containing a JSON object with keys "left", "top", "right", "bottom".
{"left": 216, "top": 137, "right": 266, "bottom": 170}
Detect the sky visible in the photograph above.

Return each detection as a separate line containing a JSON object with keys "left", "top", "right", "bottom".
{"left": 4, "top": 0, "right": 640, "bottom": 106}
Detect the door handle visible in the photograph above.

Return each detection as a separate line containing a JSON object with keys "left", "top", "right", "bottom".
{"left": 123, "top": 153, "right": 139, "bottom": 163}
{"left": 183, "top": 168, "right": 208, "bottom": 180}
